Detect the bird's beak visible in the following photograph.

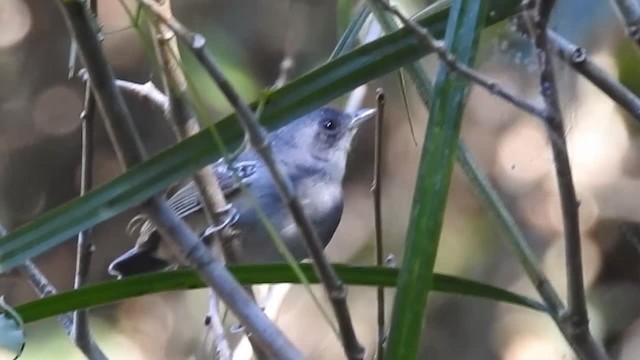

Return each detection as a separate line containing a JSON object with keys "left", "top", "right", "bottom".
{"left": 349, "top": 108, "right": 376, "bottom": 130}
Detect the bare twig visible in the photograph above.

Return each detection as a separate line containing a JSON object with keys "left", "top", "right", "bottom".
{"left": 524, "top": 1, "right": 607, "bottom": 359}
{"left": 147, "top": 1, "right": 257, "bottom": 358}
{"left": 18, "top": 260, "right": 109, "bottom": 360}
{"left": 372, "top": 89, "right": 385, "bottom": 360}
{"left": 547, "top": 29, "right": 640, "bottom": 121}
{"left": 370, "top": 0, "right": 434, "bottom": 108}
{"left": 369, "top": 0, "right": 424, "bottom": 146}
{"left": 72, "top": 2, "right": 99, "bottom": 355}
{"left": 115, "top": 79, "right": 169, "bottom": 112}
{"left": 609, "top": 0, "right": 640, "bottom": 48}
{"left": 137, "top": 1, "right": 365, "bottom": 358}
{"left": 272, "top": 0, "right": 296, "bottom": 89}
{"left": 232, "top": 3, "right": 303, "bottom": 358}
{"left": 373, "top": 1, "right": 555, "bottom": 131}
{"left": 55, "top": 2, "right": 302, "bottom": 359}
{"left": 199, "top": 291, "right": 231, "bottom": 360}
{"left": 73, "top": 66, "right": 100, "bottom": 360}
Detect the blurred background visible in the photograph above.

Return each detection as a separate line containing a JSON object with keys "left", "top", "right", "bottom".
{"left": 2, "top": 0, "right": 640, "bottom": 359}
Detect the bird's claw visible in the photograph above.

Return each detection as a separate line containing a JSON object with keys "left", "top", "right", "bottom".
{"left": 201, "top": 204, "right": 240, "bottom": 238}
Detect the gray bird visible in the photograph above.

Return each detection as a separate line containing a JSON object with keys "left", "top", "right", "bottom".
{"left": 108, "top": 107, "right": 375, "bottom": 277}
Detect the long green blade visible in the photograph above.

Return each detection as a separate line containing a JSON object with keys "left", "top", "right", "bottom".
{"left": 13, "top": 264, "right": 545, "bottom": 324}
{"left": 0, "top": 0, "right": 520, "bottom": 272}
{"left": 384, "top": 1, "right": 490, "bottom": 359}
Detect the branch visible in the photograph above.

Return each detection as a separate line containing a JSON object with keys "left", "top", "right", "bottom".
{"left": 372, "top": 89, "right": 386, "bottom": 359}
{"left": 524, "top": 1, "right": 607, "bottom": 359}
{"left": 72, "top": 2, "right": 100, "bottom": 355}
{"left": 2, "top": 225, "right": 107, "bottom": 360}
{"left": 546, "top": 29, "right": 640, "bottom": 122}
{"left": 373, "top": 1, "right": 548, "bottom": 120}
{"left": 55, "top": 2, "right": 302, "bottom": 359}
{"left": 19, "top": 260, "right": 108, "bottom": 360}
{"left": 609, "top": 0, "right": 640, "bottom": 48}
{"left": 115, "top": 79, "right": 169, "bottom": 112}
{"left": 147, "top": 1, "right": 259, "bottom": 358}
{"left": 73, "top": 68, "right": 100, "bottom": 360}
{"left": 137, "top": 1, "right": 365, "bottom": 358}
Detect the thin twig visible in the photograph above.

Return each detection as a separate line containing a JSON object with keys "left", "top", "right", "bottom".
{"left": 609, "top": 0, "right": 640, "bottom": 48}
{"left": 370, "top": 0, "right": 434, "bottom": 108}
{"left": 369, "top": 0, "right": 423, "bottom": 146}
{"left": 73, "top": 65, "right": 100, "bottom": 360}
{"left": 18, "top": 260, "right": 109, "bottom": 360}
{"left": 546, "top": 29, "right": 640, "bottom": 121}
{"left": 115, "top": 79, "right": 169, "bottom": 112}
{"left": 373, "top": 1, "right": 561, "bottom": 139}
{"left": 147, "top": 2, "right": 257, "bottom": 358}
{"left": 199, "top": 291, "right": 231, "bottom": 360}
{"left": 137, "top": 1, "right": 365, "bottom": 358}
{"left": 524, "top": 1, "right": 607, "bottom": 359}
{"left": 55, "top": 2, "right": 302, "bottom": 359}
{"left": 232, "top": 3, "right": 302, "bottom": 357}
{"left": 272, "top": 0, "right": 296, "bottom": 89}
{"left": 72, "top": 2, "right": 99, "bottom": 355}
{"left": 372, "top": 89, "right": 385, "bottom": 360}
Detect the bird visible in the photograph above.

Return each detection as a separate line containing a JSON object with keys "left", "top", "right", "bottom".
{"left": 108, "top": 106, "right": 376, "bottom": 277}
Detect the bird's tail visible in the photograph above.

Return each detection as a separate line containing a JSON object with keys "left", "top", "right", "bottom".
{"left": 107, "top": 237, "right": 171, "bottom": 278}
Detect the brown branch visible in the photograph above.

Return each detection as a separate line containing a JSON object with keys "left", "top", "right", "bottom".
{"left": 372, "top": 89, "right": 386, "bottom": 360}
{"left": 524, "top": 1, "right": 608, "bottom": 359}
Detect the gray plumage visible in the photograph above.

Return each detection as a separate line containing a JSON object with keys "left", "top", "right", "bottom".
{"left": 108, "top": 107, "right": 375, "bottom": 277}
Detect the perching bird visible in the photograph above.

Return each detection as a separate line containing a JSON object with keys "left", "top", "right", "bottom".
{"left": 108, "top": 107, "right": 376, "bottom": 277}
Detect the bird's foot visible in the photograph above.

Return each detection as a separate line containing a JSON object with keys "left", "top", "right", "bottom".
{"left": 201, "top": 204, "right": 240, "bottom": 238}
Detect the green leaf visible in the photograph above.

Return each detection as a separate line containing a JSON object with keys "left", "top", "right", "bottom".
{"left": 384, "top": 1, "right": 490, "bottom": 359}
{"left": 0, "top": 0, "right": 520, "bottom": 272}
{"left": 330, "top": 2, "right": 372, "bottom": 61}
{"left": 13, "top": 265, "right": 545, "bottom": 324}
{"left": 0, "top": 297, "right": 25, "bottom": 360}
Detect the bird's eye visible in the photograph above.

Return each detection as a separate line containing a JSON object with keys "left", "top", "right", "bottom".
{"left": 323, "top": 119, "right": 338, "bottom": 131}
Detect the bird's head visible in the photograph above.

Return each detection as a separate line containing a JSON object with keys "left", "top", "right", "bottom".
{"left": 272, "top": 107, "right": 376, "bottom": 181}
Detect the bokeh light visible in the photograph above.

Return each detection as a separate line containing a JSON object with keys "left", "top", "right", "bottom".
{"left": 33, "top": 85, "right": 82, "bottom": 136}
{"left": 0, "top": 0, "right": 32, "bottom": 49}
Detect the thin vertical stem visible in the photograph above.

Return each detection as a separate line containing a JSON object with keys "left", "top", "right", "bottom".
{"left": 372, "top": 89, "right": 385, "bottom": 360}
{"left": 524, "top": 1, "right": 607, "bottom": 358}
{"left": 72, "top": 1, "right": 100, "bottom": 357}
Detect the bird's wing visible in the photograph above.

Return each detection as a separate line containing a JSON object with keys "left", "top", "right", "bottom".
{"left": 131, "top": 159, "right": 258, "bottom": 240}
{"left": 169, "top": 159, "right": 258, "bottom": 216}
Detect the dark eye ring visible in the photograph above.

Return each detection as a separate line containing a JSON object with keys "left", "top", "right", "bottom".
{"left": 323, "top": 119, "right": 338, "bottom": 131}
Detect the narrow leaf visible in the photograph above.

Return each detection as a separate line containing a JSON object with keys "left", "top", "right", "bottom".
{"left": 12, "top": 265, "right": 546, "bottom": 324}
{"left": 384, "top": 1, "right": 490, "bottom": 359}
